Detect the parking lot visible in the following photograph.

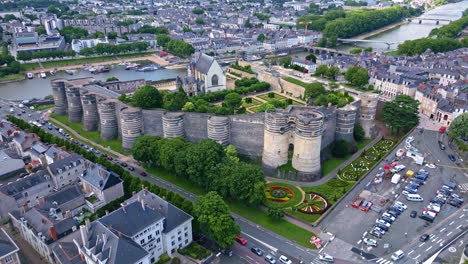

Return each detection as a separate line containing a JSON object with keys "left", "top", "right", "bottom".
{"left": 320, "top": 129, "right": 467, "bottom": 263}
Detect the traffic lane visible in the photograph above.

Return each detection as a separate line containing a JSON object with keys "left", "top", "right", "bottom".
{"left": 236, "top": 216, "right": 317, "bottom": 263}
{"left": 433, "top": 232, "right": 467, "bottom": 264}
{"left": 231, "top": 242, "right": 268, "bottom": 264}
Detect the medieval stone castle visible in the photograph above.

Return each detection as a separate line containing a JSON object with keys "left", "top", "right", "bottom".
{"left": 51, "top": 76, "right": 377, "bottom": 181}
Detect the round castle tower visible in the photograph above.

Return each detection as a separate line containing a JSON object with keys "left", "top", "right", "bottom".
{"left": 358, "top": 93, "right": 378, "bottom": 138}
{"left": 97, "top": 99, "right": 118, "bottom": 140}
{"left": 120, "top": 107, "right": 144, "bottom": 150}
{"left": 65, "top": 87, "right": 83, "bottom": 123}
{"left": 262, "top": 110, "right": 291, "bottom": 170}
{"left": 292, "top": 110, "right": 324, "bottom": 179}
{"left": 335, "top": 104, "right": 357, "bottom": 142}
{"left": 80, "top": 92, "right": 99, "bottom": 131}
{"left": 51, "top": 79, "right": 68, "bottom": 116}
{"left": 207, "top": 116, "right": 230, "bottom": 147}
{"left": 162, "top": 112, "right": 185, "bottom": 138}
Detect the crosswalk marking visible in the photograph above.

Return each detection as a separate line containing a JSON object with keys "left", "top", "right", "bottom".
{"left": 375, "top": 258, "right": 393, "bottom": 264}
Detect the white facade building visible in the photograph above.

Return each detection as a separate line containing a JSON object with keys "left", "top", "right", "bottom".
{"left": 71, "top": 38, "right": 108, "bottom": 53}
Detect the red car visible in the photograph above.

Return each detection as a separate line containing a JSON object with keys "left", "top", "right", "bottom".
{"left": 140, "top": 172, "right": 147, "bottom": 177}
{"left": 235, "top": 236, "right": 247, "bottom": 245}
{"left": 107, "top": 156, "right": 113, "bottom": 161}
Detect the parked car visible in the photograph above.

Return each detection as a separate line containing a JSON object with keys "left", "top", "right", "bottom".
{"left": 107, "top": 156, "right": 113, "bottom": 161}
{"left": 425, "top": 163, "right": 436, "bottom": 169}
{"left": 363, "top": 238, "right": 377, "bottom": 247}
{"left": 235, "top": 236, "right": 247, "bottom": 245}
{"left": 318, "top": 253, "right": 334, "bottom": 263}
{"left": 387, "top": 210, "right": 400, "bottom": 217}
{"left": 438, "top": 141, "right": 446, "bottom": 150}
{"left": 394, "top": 201, "right": 408, "bottom": 210}
{"left": 265, "top": 254, "right": 276, "bottom": 264}
{"left": 448, "top": 154, "right": 456, "bottom": 162}
{"left": 391, "top": 250, "right": 404, "bottom": 261}
{"left": 410, "top": 210, "right": 417, "bottom": 218}
{"left": 279, "top": 255, "right": 292, "bottom": 264}
{"left": 419, "top": 234, "right": 430, "bottom": 242}
{"left": 448, "top": 199, "right": 463, "bottom": 208}
{"left": 127, "top": 166, "right": 135, "bottom": 171}
{"left": 376, "top": 219, "right": 391, "bottom": 227}
{"left": 373, "top": 226, "right": 386, "bottom": 235}
{"left": 251, "top": 247, "right": 264, "bottom": 256}
{"left": 382, "top": 213, "right": 396, "bottom": 221}
{"left": 140, "top": 172, "right": 147, "bottom": 177}
{"left": 375, "top": 224, "right": 389, "bottom": 232}
{"left": 370, "top": 229, "right": 383, "bottom": 238}
{"left": 381, "top": 216, "right": 394, "bottom": 223}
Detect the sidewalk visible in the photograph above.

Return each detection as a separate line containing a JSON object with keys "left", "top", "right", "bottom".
{"left": 266, "top": 134, "right": 383, "bottom": 187}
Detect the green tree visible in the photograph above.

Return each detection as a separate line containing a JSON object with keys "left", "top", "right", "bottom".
{"left": 382, "top": 95, "right": 420, "bottom": 135}
{"left": 192, "top": 7, "right": 204, "bottom": 14}
{"left": 326, "top": 66, "right": 340, "bottom": 80}
{"left": 364, "top": 47, "right": 373, "bottom": 52}
{"left": 159, "top": 138, "right": 187, "bottom": 171}
{"left": 195, "top": 17, "right": 205, "bottom": 25}
{"left": 107, "top": 32, "right": 118, "bottom": 40}
{"left": 106, "top": 77, "right": 119, "bottom": 82}
{"left": 132, "top": 135, "right": 161, "bottom": 165}
{"left": 193, "top": 192, "right": 240, "bottom": 249}
{"left": 132, "top": 85, "right": 163, "bottom": 109}
{"left": 16, "top": 52, "right": 32, "bottom": 61}
{"left": 157, "top": 34, "right": 171, "bottom": 48}
{"left": 267, "top": 207, "right": 284, "bottom": 219}
{"left": 244, "top": 19, "right": 253, "bottom": 28}
{"left": 224, "top": 93, "right": 242, "bottom": 110}
{"left": 349, "top": 48, "right": 363, "bottom": 54}
{"left": 37, "top": 25, "right": 46, "bottom": 35}
{"left": 225, "top": 145, "right": 240, "bottom": 163}
{"left": 278, "top": 55, "right": 292, "bottom": 67}
{"left": 344, "top": 66, "right": 369, "bottom": 87}
{"left": 59, "top": 26, "right": 88, "bottom": 43}
{"left": 257, "top": 33, "right": 267, "bottom": 42}
{"left": 331, "top": 139, "right": 349, "bottom": 158}
{"left": 315, "top": 64, "right": 329, "bottom": 77}
{"left": 317, "top": 37, "right": 327, "bottom": 47}
{"left": 354, "top": 122, "right": 365, "bottom": 141}
{"left": 449, "top": 113, "right": 468, "bottom": 140}
{"left": 304, "top": 83, "right": 325, "bottom": 100}
{"left": 305, "top": 54, "right": 316, "bottom": 63}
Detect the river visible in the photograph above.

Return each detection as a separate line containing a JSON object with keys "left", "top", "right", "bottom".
{"left": 0, "top": 65, "right": 186, "bottom": 100}
{"left": 339, "top": 0, "right": 468, "bottom": 51}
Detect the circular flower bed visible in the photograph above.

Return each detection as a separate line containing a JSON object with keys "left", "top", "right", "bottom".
{"left": 265, "top": 186, "right": 294, "bottom": 203}
{"left": 296, "top": 192, "right": 329, "bottom": 214}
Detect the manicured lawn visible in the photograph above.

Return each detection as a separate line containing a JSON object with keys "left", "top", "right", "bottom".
{"left": 50, "top": 114, "right": 129, "bottom": 156}
{"left": 257, "top": 93, "right": 287, "bottom": 102}
{"left": 321, "top": 156, "right": 350, "bottom": 175}
{"left": 284, "top": 208, "right": 321, "bottom": 223}
{"left": 0, "top": 73, "right": 24, "bottom": 82}
{"left": 282, "top": 77, "right": 308, "bottom": 88}
{"left": 264, "top": 182, "right": 303, "bottom": 208}
{"left": 228, "top": 201, "right": 316, "bottom": 249}
{"left": 21, "top": 52, "right": 154, "bottom": 70}
{"left": 33, "top": 104, "right": 54, "bottom": 111}
{"left": 144, "top": 166, "right": 205, "bottom": 196}
{"left": 242, "top": 97, "right": 263, "bottom": 108}
{"left": 21, "top": 63, "right": 40, "bottom": 71}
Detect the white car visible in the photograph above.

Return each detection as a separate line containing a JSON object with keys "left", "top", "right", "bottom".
{"left": 375, "top": 219, "right": 391, "bottom": 227}
{"left": 318, "top": 253, "right": 334, "bottom": 263}
{"left": 393, "top": 201, "right": 407, "bottom": 210}
{"left": 279, "top": 255, "right": 292, "bottom": 264}
{"left": 382, "top": 213, "right": 396, "bottom": 221}
{"left": 363, "top": 238, "right": 377, "bottom": 247}
{"left": 425, "top": 163, "right": 436, "bottom": 169}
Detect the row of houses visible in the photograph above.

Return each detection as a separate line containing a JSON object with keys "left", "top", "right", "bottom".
{"left": 0, "top": 121, "right": 194, "bottom": 264}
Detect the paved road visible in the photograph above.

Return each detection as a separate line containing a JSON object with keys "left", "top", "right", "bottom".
{"left": 0, "top": 99, "right": 319, "bottom": 264}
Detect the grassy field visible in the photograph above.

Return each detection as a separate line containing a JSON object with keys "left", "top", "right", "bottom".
{"left": 50, "top": 114, "right": 129, "bottom": 156}
{"left": 284, "top": 208, "right": 321, "bottom": 223}
{"left": 282, "top": 77, "right": 308, "bottom": 88}
{"left": 144, "top": 166, "right": 205, "bottom": 196}
{"left": 0, "top": 73, "right": 25, "bottom": 82}
{"left": 257, "top": 93, "right": 288, "bottom": 102}
{"left": 21, "top": 52, "right": 154, "bottom": 70}
{"left": 33, "top": 104, "right": 54, "bottom": 111}
{"left": 321, "top": 156, "right": 350, "bottom": 175}
{"left": 384, "top": 50, "right": 400, "bottom": 56}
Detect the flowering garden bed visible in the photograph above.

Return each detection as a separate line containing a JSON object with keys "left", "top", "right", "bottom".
{"left": 296, "top": 192, "right": 329, "bottom": 214}
{"left": 264, "top": 182, "right": 303, "bottom": 208}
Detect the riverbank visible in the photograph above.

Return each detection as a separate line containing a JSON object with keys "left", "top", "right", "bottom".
{"left": 23, "top": 53, "right": 170, "bottom": 74}
{"left": 353, "top": 20, "right": 409, "bottom": 40}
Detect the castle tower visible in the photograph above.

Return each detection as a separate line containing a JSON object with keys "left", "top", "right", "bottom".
{"left": 80, "top": 92, "right": 99, "bottom": 131}
{"left": 292, "top": 110, "right": 324, "bottom": 180}
{"left": 97, "top": 99, "right": 118, "bottom": 140}
{"left": 162, "top": 112, "right": 185, "bottom": 138}
{"left": 262, "top": 110, "right": 291, "bottom": 171}
{"left": 335, "top": 104, "right": 357, "bottom": 142}
{"left": 207, "top": 116, "right": 230, "bottom": 147}
{"left": 51, "top": 79, "right": 68, "bottom": 116}
{"left": 65, "top": 87, "right": 83, "bottom": 123}
{"left": 120, "top": 107, "right": 144, "bottom": 150}
{"left": 358, "top": 93, "right": 378, "bottom": 138}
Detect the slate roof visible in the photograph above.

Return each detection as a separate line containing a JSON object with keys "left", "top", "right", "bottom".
{"left": 81, "top": 165, "right": 122, "bottom": 191}
{"left": 52, "top": 230, "right": 84, "bottom": 264}
{"left": 0, "top": 228, "right": 18, "bottom": 259}
{"left": 0, "top": 171, "right": 50, "bottom": 200}
{"left": 0, "top": 149, "right": 25, "bottom": 178}
{"left": 126, "top": 190, "right": 193, "bottom": 233}
{"left": 194, "top": 53, "right": 214, "bottom": 74}
{"left": 48, "top": 154, "right": 83, "bottom": 175}
{"left": 99, "top": 200, "right": 164, "bottom": 237}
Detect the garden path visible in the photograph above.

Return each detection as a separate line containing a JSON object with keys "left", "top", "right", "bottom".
{"left": 265, "top": 133, "right": 383, "bottom": 187}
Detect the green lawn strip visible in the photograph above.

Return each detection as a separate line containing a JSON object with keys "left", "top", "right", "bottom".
{"left": 384, "top": 50, "right": 400, "bottom": 56}
{"left": 242, "top": 98, "right": 263, "bottom": 108}
{"left": 283, "top": 208, "right": 321, "bottom": 223}
{"left": 144, "top": 166, "right": 205, "bottom": 196}
{"left": 0, "top": 73, "right": 25, "bottom": 82}
{"left": 282, "top": 77, "right": 308, "bottom": 88}
{"left": 356, "top": 138, "right": 373, "bottom": 150}
{"left": 264, "top": 182, "right": 303, "bottom": 208}
{"left": 21, "top": 63, "right": 40, "bottom": 71}
{"left": 321, "top": 156, "right": 350, "bottom": 175}
{"left": 33, "top": 104, "right": 54, "bottom": 111}
{"left": 49, "top": 114, "right": 126, "bottom": 157}
{"left": 228, "top": 201, "right": 316, "bottom": 249}
{"left": 291, "top": 99, "right": 306, "bottom": 105}
{"left": 256, "top": 93, "right": 287, "bottom": 102}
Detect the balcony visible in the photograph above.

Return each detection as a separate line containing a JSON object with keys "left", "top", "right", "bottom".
{"left": 85, "top": 195, "right": 105, "bottom": 212}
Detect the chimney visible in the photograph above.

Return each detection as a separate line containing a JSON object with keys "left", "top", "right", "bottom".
{"left": 121, "top": 203, "right": 126, "bottom": 213}
{"left": 144, "top": 186, "right": 148, "bottom": 196}
{"left": 38, "top": 196, "right": 45, "bottom": 206}
{"left": 85, "top": 218, "right": 91, "bottom": 231}
{"left": 141, "top": 199, "right": 145, "bottom": 211}
{"left": 327, "top": 102, "right": 332, "bottom": 108}
{"left": 80, "top": 225, "right": 88, "bottom": 248}
{"left": 65, "top": 210, "right": 72, "bottom": 218}
{"left": 105, "top": 210, "right": 109, "bottom": 215}
{"left": 49, "top": 226, "right": 58, "bottom": 241}
{"left": 132, "top": 191, "right": 136, "bottom": 196}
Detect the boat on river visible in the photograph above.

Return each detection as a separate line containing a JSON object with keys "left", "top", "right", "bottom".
{"left": 26, "top": 72, "right": 34, "bottom": 79}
